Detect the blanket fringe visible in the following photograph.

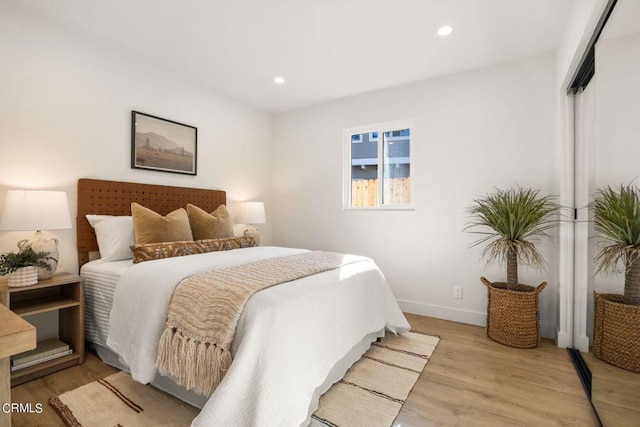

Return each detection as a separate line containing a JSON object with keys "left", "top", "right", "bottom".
{"left": 156, "top": 327, "right": 232, "bottom": 395}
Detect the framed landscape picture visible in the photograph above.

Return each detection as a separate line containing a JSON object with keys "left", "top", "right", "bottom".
{"left": 131, "top": 111, "right": 197, "bottom": 175}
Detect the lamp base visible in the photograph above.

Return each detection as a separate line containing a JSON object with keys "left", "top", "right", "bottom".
{"left": 243, "top": 225, "right": 260, "bottom": 246}
{"left": 18, "top": 231, "right": 59, "bottom": 280}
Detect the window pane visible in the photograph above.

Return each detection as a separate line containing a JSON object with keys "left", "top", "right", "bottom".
{"left": 351, "top": 132, "right": 378, "bottom": 207}
{"left": 382, "top": 128, "right": 410, "bottom": 205}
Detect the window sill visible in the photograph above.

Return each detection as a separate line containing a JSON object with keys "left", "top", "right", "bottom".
{"left": 343, "top": 205, "right": 415, "bottom": 211}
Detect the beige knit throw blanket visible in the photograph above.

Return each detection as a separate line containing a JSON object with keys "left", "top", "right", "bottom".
{"left": 156, "top": 251, "right": 357, "bottom": 395}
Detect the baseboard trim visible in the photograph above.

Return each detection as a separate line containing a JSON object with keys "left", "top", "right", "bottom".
{"left": 398, "top": 299, "right": 555, "bottom": 340}
{"left": 556, "top": 329, "right": 573, "bottom": 348}
{"left": 574, "top": 334, "right": 590, "bottom": 353}
{"left": 397, "top": 299, "right": 485, "bottom": 327}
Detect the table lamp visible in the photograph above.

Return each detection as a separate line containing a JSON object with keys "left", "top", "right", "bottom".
{"left": 235, "top": 202, "right": 266, "bottom": 246}
{"left": 0, "top": 190, "right": 72, "bottom": 279}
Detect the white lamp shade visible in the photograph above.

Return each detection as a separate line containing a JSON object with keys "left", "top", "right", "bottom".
{"left": 0, "top": 190, "right": 72, "bottom": 231}
{"left": 235, "top": 202, "right": 266, "bottom": 224}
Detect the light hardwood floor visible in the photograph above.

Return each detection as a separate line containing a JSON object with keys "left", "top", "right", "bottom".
{"left": 396, "top": 314, "right": 599, "bottom": 426}
{"left": 11, "top": 314, "right": 599, "bottom": 426}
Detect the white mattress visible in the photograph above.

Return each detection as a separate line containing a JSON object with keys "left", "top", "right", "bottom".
{"left": 80, "top": 259, "right": 133, "bottom": 347}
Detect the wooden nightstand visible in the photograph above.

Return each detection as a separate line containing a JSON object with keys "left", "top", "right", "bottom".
{"left": 0, "top": 273, "right": 84, "bottom": 386}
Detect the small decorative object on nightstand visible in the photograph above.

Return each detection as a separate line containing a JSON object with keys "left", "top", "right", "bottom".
{"left": 0, "top": 272, "right": 85, "bottom": 386}
{"left": 235, "top": 201, "right": 266, "bottom": 246}
{"left": 0, "top": 190, "right": 72, "bottom": 280}
{"left": 0, "top": 246, "right": 57, "bottom": 287}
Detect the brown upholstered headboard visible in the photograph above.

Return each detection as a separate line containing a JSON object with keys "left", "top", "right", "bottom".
{"left": 77, "top": 179, "right": 226, "bottom": 267}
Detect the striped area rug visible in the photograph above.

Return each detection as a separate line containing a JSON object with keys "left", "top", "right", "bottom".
{"left": 49, "top": 371, "right": 199, "bottom": 426}
{"left": 50, "top": 331, "right": 438, "bottom": 426}
{"left": 310, "top": 331, "right": 440, "bottom": 427}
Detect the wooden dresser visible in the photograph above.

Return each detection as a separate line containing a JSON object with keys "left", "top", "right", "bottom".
{"left": 0, "top": 304, "right": 36, "bottom": 427}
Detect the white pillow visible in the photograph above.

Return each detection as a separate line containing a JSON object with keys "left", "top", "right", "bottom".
{"left": 86, "top": 215, "right": 134, "bottom": 262}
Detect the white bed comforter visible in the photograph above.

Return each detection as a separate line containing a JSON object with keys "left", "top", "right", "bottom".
{"left": 107, "top": 246, "right": 410, "bottom": 426}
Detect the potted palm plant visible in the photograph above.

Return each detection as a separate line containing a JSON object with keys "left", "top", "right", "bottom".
{"left": 593, "top": 183, "right": 640, "bottom": 372}
{"left": 0, "top": 246, "right": 56, "bottom": 287}
{"left": 465, "top": 186, "right": 558, "bottom": 348}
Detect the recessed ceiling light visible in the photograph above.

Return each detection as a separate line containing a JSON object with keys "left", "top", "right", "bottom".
{"left": 274, "top": 76, "right": 285, "bottom": 85}
{"left": 437, "top": 25, "right": 453, "bottom": 36}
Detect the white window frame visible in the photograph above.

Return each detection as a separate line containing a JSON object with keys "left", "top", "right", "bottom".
{"left": 343, "top": 119, "right": 415, "bottom": 210}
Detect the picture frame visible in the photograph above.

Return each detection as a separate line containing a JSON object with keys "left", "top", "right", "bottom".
{"left": 131, "top": 111, "right": 197, "bottom": 175}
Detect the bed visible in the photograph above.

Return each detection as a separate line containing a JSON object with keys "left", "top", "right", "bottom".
{"left": 77, "top": 178, "right": 410, "bottom": 426}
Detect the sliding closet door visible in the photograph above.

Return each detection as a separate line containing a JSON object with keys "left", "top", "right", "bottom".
{"left": 573, "top": 82, "right": 595, "bottom": 351}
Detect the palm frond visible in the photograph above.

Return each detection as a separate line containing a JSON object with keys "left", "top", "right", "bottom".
{"left": 465, "top": 186, "right": 558, "bottom": 271}
{"left": 594, "top": 183, "right": 640, "bottom": 273}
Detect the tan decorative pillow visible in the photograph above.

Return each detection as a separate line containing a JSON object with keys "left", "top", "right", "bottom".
{"left": 187, "top": 204, "right": 234, "bottom": 240}
{"left": 131, "top": 203, "right": 193, "bottom": 245}
{"left": 131, "top": 236, "right": 256, "bottom": 263}
{"left": 197, "top": 236, "right": 256, "bottom": 253}
{"left": 131, "top": 240, "right": 202, "bottom": 264}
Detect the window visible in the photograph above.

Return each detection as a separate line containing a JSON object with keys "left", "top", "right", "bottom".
{"left": 343, "top": 120, "right": 414, "bottom": 209}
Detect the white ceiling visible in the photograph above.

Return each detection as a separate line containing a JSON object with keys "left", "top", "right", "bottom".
{"left": 10, "top": 0, "right": 575, "bottom": 112}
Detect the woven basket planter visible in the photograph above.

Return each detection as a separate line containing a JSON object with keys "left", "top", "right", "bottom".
{"left": 481, "top": 277, "right": 547, "bottom": 348}
{"left": 594, "top": 293, "right": 640, "bottom": 372}
{"left": 8, "top": 266, "right": 38, "bottom": 287}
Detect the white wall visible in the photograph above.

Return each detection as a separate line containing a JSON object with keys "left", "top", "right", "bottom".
{"left": 272, "top": 54, "right": 559, "bottom": 337}
{"left": 0, "top": 4, "right": 273, "bottom": 274}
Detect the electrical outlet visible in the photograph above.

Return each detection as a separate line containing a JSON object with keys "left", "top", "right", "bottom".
{"left": 453, "top": 286, "right": 463, "bottom": 299}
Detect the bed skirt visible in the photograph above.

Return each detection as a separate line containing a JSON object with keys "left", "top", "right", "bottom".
{"left": 91, "top": 328, "right": 384, "bottom": 419}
